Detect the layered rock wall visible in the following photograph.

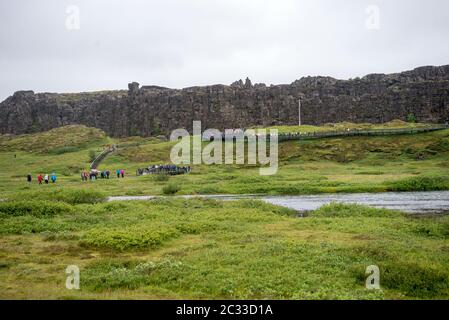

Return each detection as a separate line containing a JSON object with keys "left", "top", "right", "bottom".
{"left": 1, "top": 65, "right": 448, "bottom": 137}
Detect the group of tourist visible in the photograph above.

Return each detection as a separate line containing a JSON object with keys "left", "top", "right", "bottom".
{"left": 81, "top": 169, "right": 125, "bottom": 181}
{"left": 116, "top": 169, "right": 125, "bottom": 178}
{"left": 136, "top": 164, "right": 191, "bottom": 176}
{"left": 25, "top": 163, "right": 190, "bottom": 185}
{"left": 27, "top": 173, "right": 57, "bottom": 184}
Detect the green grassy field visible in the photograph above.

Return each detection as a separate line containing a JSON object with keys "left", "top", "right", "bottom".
{"left": 0, "top": 122, "right": 448, "bottom": 199}
{"left": 261, "top": 119, "right": 434, "bottom": 134}
{"left": 0, "top": 122, "right": 449, "bottom": 299}
{"left": 0, "top": 198, "right": 448, "bottom": 299}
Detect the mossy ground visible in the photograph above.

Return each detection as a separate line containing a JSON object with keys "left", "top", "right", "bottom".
{"left": 0, "top": 199, "right": 448, "bottom": 299}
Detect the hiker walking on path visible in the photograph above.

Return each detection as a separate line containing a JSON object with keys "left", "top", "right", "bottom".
{"left": 90, "top": 170, "right": 98, "bottom": 181}
{"left": 120, "top": 169, "right": 125, "bottom": 178}
{"left": 37, "top": 174, "right": 43, "bottom": 185}
{"left": 106, "top": 170, "right": 110, "bottom": 179}
{"left": 27, "top": 174, "right": 32, "bottom": 183}
{"left": 51, "top": 173, "right": 57, "bottom": 183}
{"left": 116, "top": 169, "right": 120, "bottom": 178}
{"left": 44, "top": 174, "right": 49, "bottom": 184}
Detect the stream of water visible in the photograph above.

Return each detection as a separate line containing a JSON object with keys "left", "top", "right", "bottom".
{"left": 108, "top": 191, "right": 449, "bottom": 214}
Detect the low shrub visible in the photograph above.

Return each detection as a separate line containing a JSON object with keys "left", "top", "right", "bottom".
{"left": 162, "top": 183, "right": 180, "bottom": 195}
{"left": 311, "top": 202, "right": 403, "bottom": 218}
{"left": 83, "top": 259, "right": 186, "bottom": 291}
{"left": 153, "top": 174, "right": 169, "bottom": 182}
{"left": 353, "top": 262, "right": 449, "bottom": 298}
{"left": 175, "top": 221, "right": 215, "bottom": 234}
{"left": 48, "top": 146, "right": 81, "bottom": 155}
{"left": 9, "top": 189, "right": 106, "bottom": 205}
{"left": 0, "top": 200, "right": 73, "bottom": 217}
{"left": 80, "top": 225, "right": 180, "bottom": 250}
{"left": 0, "top": 216, "right": 73, "bottom": 234}
{"left": 387, "top": 176, "right": 449, "bottom": 192}
{"left": 88, "top": 150, "right": 97, "bottom": 163}
{"left": 53, "top": 189, "right": 106, "bottom": 204}
{"left": 237, "top": 199, "right": 297, "bottom": 216}
{"left": 412, "top": 216, "right": 449, "bottom": 239}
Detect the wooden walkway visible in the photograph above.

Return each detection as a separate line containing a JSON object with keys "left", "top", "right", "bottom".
{"left": 90, "top": 145, "right": 117, "bottom": 170}
{"left": 276, "top": 125, "right": 449, "bottom": 142}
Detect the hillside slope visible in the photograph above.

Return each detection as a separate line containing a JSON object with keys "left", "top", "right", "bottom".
{"left": 0, "top": 124, "right": 448, "bottom": 198}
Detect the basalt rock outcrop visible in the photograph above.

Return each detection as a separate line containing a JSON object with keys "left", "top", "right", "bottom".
{"left": 1, "top": 65, "right": 448, "bottom": 137}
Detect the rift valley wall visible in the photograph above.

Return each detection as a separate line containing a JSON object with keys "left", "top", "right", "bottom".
{"left": 1, "top": 65, "right": 448, "bottom": 137}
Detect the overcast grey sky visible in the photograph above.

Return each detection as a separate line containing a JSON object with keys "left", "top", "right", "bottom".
{"left": 0, "top": 0, "right": 448, "bottom": 101}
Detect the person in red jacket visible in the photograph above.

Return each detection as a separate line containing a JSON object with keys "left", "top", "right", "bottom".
{"left": 37, "top": 174, "right": 43, "bottom": 185}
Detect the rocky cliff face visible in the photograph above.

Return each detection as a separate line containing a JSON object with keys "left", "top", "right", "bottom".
{"left": 1, "top": 65, "right": 448, "bottom": 137}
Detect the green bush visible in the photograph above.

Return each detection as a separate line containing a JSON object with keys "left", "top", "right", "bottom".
{"left": 311, "top": 202, "right": 403, "bottom": 218}
{"left": 162, "top": 183, "right": 180, "bottom": 195}
{"left": 55, "top": 189, "right": 106, "bottom": 204}
{"left": 237, "top": 200, "right": 297, "bottom": 216}
{"left": 81, "top": 225, "right": 180, "bottom": 250}
{"left": 410, "top": 215, "right": 449, "bottom": 239}
{"left": 387, "top": 176, "right": 449, "bottom": 192}
{"left": 88, "top": 150, "right": 97, "bottom": 163}
{"left": 406, "top": 113, "right": 417, "bottom": 123}
{"left": 175, "top": 221, "right": 216, "bottom": 234}
{"left": 353, "top": 262, "right": 449, "bottom": 298}
{"left": 0, "top": 200, "right": 73, "bottom": 217}
{"left": 153, "top": 174, "right": 169, "bottom": 182}
{"left": 48, "top": 146, "right": 81, "bottom": 155}
{"left": 83, "top": 259, "right": 186, "bottom": 291}
{"left": 10, "top": 189, "right": 106, "bottom": 205}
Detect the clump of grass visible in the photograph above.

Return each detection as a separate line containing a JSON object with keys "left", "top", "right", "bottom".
{"left": 162, "top": 183, "right": 180, "bottom": 195}
{"left": 387, "top": 176, "right": 449, "bottom": 192}
{"left": 48, "top": 146, "right": 81, "bottom": 155}
{"left": 356, "top": 171, "right": 385, "bottom": 175}
{"left": 80, "top": 225, "right": 180, "bottom": 250}
{"left": 411, "top": 216, "right": 449, "bottom": 239}
{"left": 310, "top": 202, "right": 403, "bottom": 218}
{"left": 83, "top": 259, "right": 186, "bottom": 291}
{"left": 9, "top": 189, "right": 106, "bottom": 204}
{"left": 153, "top": 174, "right": 169, "bottom": 182}
{"left": 41, "top": 230, "right": 79, "bottom": 241}
{"left": 51, "top": 189, "right": 106, "bottom": 204}
{"left": 237, "top": 199, "right": 298, "bottom": 216}
{"left": 353, "top": 262, "right": 449, "bottom": 299}
{"left": 0, "top": 200, "right": 73, "bottom": 217}
{"left": 88, "top": 150, "right": 97, "bottom": 162}
{"left": 174, "top": 221, "right": 216, "bottom": 234}
{"left": 272, "top": 185, "right": 321, "bottom": 195}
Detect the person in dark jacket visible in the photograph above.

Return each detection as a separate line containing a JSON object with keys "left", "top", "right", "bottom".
{"left": 27, "top": 174, "right": 32, "bottom": 183}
